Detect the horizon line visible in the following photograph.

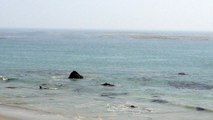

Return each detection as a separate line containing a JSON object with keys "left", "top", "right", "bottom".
{"left": 0, "top": 27, "right": 213, "bottom": 33}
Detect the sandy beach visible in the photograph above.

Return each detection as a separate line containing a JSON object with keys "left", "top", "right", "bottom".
{"left": 0, "top": 116, "right": 13, "bottom": 120}
{"left": 0, "top": 104, "right": 70, "bottom": 120}
{"left": 1, "top": 103, "right": 213, "bottom": 120}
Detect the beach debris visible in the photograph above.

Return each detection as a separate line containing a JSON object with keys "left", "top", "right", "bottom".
{"left": 168, "top": 81, "right": 213, "bottom": 90}
{"left": 196, "top": 107, "right": 206, "bottom": 111}
{"left": 151, "top": 99, "right": 169, "bottom": 104}
{"left": 68, "top": 71, "right": 83, "bottom": 79}
{"left": 101, "top": 82, "right": 115, "bottom": 87}
{"left": 178, "top": 72, "right": 187, "bottom": 75}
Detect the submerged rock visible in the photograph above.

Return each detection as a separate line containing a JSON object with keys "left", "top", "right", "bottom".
{"left": 6, "top": 87, "right": 17, "bottom": 89}
{"left": 153, "top": 96, "right": 159, "bottom": 98}
{"left": 68, "top": 71, "right": 83, "bottom": 79}
{"left": 178, "top": 72, "right": 187, "bottom": 75}
{"left": 101, "top": 92, "right": 128, "bottom": 97}
{"left": 128, "top": 77, "right": 152, "bottom": 81}
{"left": 101, "top": 83, "right": 115, "bottom": 87}
{"left": 184, "top": 105, "right": 209, "bottom": 112}
{"left": 151, "top": 99, "right": 169, "bottom": 104}
{"left": 196, "top": 107, "right": 206, "bottom": 111}
{"left": 168, "top": 81, "right": 213, "bottom": 90}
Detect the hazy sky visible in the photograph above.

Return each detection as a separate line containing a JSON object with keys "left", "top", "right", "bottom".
{"left": 0, "top": 0, "right": 213, "bottom": 31}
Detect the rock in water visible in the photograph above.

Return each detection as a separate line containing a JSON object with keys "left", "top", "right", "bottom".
{"left": 6, "top": 87, "right": 17, "bottom": 89}
{"left": 39, "top": 84, "right": 49, "bottom": 90}
{"left": 39, "top": 85, "right": 49, "bottom": 90}
{"left": 68, "top": 71, "right": 83, "bottom": 79}
{"left": 101, "top": 83, "right": 115, "bottom": 87}
{"left": 178, "top": 72, "right": 187, "bottom": 75}
{"left": 196, "top": 107, "right": 206, "bottom": 111}
{"left": 127, "top": 105, "right": 137, "bottom": 108}
{"left": 151, "top": 99, "right": 169, "bottom": 104}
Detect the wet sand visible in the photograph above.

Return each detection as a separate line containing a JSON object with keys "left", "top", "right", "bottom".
{"left": 0, "top": 105, "right": 70, "bottom": 120}
{"left": 0, "top": 116, "right": 13, "bottom": 120}
{"left": 1, "top": 103, "right": 213, "bottom": 120}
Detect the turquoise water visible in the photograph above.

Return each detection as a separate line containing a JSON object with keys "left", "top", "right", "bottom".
{"left": 1, "top": 29, "right": 213, "bottom": 119}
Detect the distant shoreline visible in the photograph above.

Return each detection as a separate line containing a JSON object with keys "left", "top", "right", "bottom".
{"left": 1, "top": 29, "right": 213, "bottom": 41}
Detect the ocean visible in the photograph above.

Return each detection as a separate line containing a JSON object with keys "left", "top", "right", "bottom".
{"left": 0, "top": 29, "right": 213, "bottom": 120}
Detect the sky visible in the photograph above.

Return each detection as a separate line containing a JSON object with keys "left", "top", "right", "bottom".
{"left": 0, "top": 0, "right": 213, "bottom": 31}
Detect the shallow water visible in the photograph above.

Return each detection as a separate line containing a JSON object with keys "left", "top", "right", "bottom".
{"left": 0, "top": 29, "right": 213, "bottom": 119}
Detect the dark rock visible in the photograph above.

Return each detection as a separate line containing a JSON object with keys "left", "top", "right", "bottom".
{"left": 6, "top": 87, "right": 17, "bottom": 89}
{"left": 68, "top": 71, "right": 83, "bottom": 79}
{"left": 39, "top": 86, "right": 49, "bottom": 89}
{"left": 196, "top": 107, "right": 206, "bottom": 111}
{"left": 127, "top": 105, "right": 137, "bottom": 108}
{"left": 178, "top": 72, "right": 187, "bottom": 75}
{"left": 151, "top": 99, "right": 169, "bottom": 104}
{"left": 101, "top": 83, "right": 115, "bottom": 87}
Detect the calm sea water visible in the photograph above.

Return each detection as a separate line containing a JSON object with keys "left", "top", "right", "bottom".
{"left": 0, "top": 29, "right": 213, "bottom": 119}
